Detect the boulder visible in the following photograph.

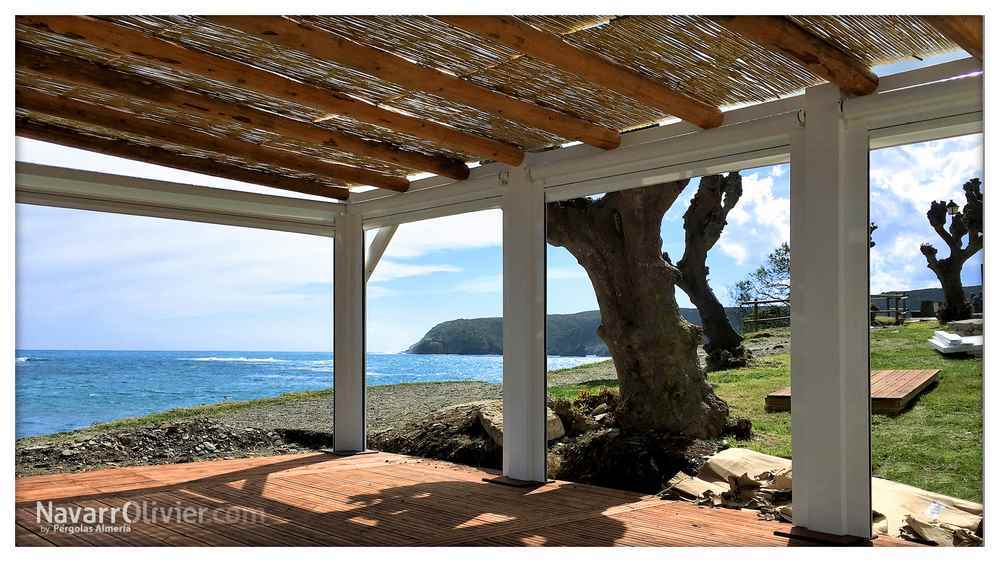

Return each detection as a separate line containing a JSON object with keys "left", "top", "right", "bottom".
{"left": 947, "top": 318, "right": 983, "bottom": 337}
{"left": 472, "top": 400, "right": 565, "bottom": 446}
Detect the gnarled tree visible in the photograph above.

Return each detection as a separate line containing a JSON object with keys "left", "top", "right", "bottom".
{"left": 664, "top": 173, "right": 750, "bottom": 371}
{"left": 547, "top": 181, "right": 729, "bottom": 438}
{"left": 920, "top": 178, "right": 984, "bottom": 323}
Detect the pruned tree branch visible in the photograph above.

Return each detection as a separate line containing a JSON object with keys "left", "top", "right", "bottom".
{"left": 922, "top": 177, "right": 984, "bottom": 322}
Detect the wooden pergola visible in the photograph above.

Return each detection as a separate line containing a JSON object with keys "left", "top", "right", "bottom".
{"left": 14, "top": 15, "right": 983, "bottom": 543}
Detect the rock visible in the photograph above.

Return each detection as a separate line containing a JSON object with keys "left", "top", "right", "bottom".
{"left": 473, "top": 400, "right": 565, "bottom": 445}
{"left": 549, "top": 398, "right": 596, "bottom": 436}
{"left": 594, "top": 412, "right": 611, "bottom": 425}
{"left": 947, "top": 318, "right": 983, "bottom": 336}
{"left": 592, "top": 403, "right": 609, "bottom": 416}
{"left": 60, "top": 449, "right": 75, "bottom": 457}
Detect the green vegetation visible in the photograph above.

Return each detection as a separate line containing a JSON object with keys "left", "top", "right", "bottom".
{"left": 90, "top": 388, "right": 337, "bottom": 431}
{"left": 548, "top": 322, "right": 983, "bottom": 502}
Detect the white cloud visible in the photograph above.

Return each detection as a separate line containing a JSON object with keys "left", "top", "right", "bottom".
{"left": 870, "top": 135, "right": 982, "bottom": 215}
{"left": 381, "top": 209, "right": 502, "bottom": 259}
{"left": 868, "top": 134, "right": 984, "bottom": 293}
{"left": 368, "top": 260, "right": 461, "bottom": 283}
{"left": 736, "top": 172, "right": 791, "bottom": 247}
{"left": 719, "top": 238, "right": 748, "bottom": 264}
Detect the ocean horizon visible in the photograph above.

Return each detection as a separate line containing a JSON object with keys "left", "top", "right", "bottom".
{"left": 15, "top": 349, "right": 608, "bottom": 438}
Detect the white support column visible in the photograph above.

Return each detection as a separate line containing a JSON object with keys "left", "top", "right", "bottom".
{"left": 333, "top": 209, "right": 366, "bottom": 452}
{"left": 501, "top": 165, "right": 548, "bottom": 482}
{"left": 790, "top": 84, "right": 872, "bottom": 539}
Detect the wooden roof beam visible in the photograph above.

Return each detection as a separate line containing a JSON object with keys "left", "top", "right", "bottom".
{"left": 921, "top": 16, "right": 983, "bottom": 62}
{"left": 16, "top": 87, "right": 409, "bottom": 192}
{"left": 16, "top": 44, "right": 470, "bottom": 181}
{"left": 437, "top": 16, "right": 724, "bottom": 129}
{"left": 208, "top": 16, "right": 622, "bottom": 150}
{"left": 16, "top": 16, "right": 524, "bottom": 166}
{"left": 16, "top": 120, "right": 350, "bottom": 200}
{"left": 712, "top": 16, "right": 879, "bottom": 97}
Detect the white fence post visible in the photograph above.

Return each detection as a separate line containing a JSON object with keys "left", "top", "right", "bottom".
{"left": 501, "top": 164, "right": 548, "bottom": 482}
{"left": 790, "top": 83, "right": 872, "bottom": 540}
{"left": 333, "top": 208, "right": 366, "bottom": 452}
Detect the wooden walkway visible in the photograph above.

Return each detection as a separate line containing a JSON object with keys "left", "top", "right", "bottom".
{"left": 766, "top": 369, "right": 941, "bottom": 415}
{"left": 16, "top": 451, "right": 915, "bottom": 547}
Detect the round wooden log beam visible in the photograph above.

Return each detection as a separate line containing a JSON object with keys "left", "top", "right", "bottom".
{"left": 16, "top": 44, "right": 470, "bottom": 181}
{"left": 208, "top": 16, "right": 622, "bottom": 150}
{"left": 712, "top": 16, "right": 879, "bottom": 97}
{"left": 16, "top": 87, "right": 410, "bottom": 191}
{"left": 16, "top": 16, "right": 525, "bottom": 166}
{"left": 438, "top": 16, "right": 725, "bottom": 129}
{"left": 16, "top": 120, "right": 350, "bottom": 200}
{"left": 921, "top": 16, "right": 983, "bottom": 62}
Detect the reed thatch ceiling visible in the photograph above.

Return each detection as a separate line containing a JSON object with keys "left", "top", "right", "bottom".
{"left": 15, "top": 15, "right": 978, "bottom": 200}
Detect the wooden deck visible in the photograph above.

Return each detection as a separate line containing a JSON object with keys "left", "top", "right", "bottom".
{"left": 15, "top": 451, "right": 916, "bottom": 547}
{"left": 765, "top": 369, "right": 940, "bottom": 415}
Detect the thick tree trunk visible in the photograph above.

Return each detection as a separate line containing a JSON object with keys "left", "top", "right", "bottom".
{"left": 547, "top": 182, "right": 729, "bottom": 439}
{"left": 669, "top": 173, "right": 750, "bottom": 371}
{"left": 930, "top": 257, "right": 973, "bottom": 322}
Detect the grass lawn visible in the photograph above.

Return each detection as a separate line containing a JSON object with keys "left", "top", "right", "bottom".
{"left": 548, "top": 322, "right": 983, "bottom": 502}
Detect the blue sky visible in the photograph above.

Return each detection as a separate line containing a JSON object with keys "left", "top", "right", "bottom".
{"left": 14, "top": 51, "right": 982, "bottom": 353}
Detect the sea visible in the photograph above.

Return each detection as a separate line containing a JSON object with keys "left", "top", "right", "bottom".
{"left": 14, "top": 350, "right": 608, "bottom": 438}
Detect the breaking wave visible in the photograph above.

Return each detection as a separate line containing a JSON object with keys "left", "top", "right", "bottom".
{"left": 180, "top": 356, "right": 289, "bottom": 363}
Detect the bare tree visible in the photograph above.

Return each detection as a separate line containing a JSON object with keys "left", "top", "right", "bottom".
{"left": 664, "top": 173, "right": 750, "bottom": 371}
{"left": 920, "top": 178, "right": 984, "bottom": 323}
{"left": 547, "top": 181, "right": 729, "bottom": 439}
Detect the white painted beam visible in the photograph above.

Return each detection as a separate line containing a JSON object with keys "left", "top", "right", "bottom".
{"left": 790, "top": 83, "right": 872, "bottom": 539}
{"left": 333, "top": 209, "right": 366, "bottom": 452}
{"left": 15, "top": 162, "right": 341, "bottom": 237}
{"left": 501, "top": 165, "right": 548, "bottom": 482}
{"left": 364, "top": 225, "right": 398, "bottom": 282}
{"left": 845, "top": 73, "right": 982, "bottom": 131}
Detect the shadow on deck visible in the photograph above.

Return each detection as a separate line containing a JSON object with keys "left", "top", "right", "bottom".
{"left": 15, "top": 451, "right": 914, "bottom": 547}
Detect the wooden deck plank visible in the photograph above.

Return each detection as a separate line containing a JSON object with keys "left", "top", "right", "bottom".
{"left": 15, "top": 451, "right": 918, "bottom": 547}
{"left": 765, "top": 369, "right": 940, "bottom": 414}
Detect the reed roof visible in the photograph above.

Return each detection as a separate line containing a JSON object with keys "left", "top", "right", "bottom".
{"left": 15, "top": 15, "right": 969, "bottom": 200}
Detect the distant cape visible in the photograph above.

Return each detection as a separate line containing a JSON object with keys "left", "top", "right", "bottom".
{"left": 406, "top": 308, "right": 742, "bottom": 357}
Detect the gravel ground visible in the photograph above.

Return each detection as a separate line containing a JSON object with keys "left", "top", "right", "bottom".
{"left": 218, "top": 381, "right": 501, "bottom": 433}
